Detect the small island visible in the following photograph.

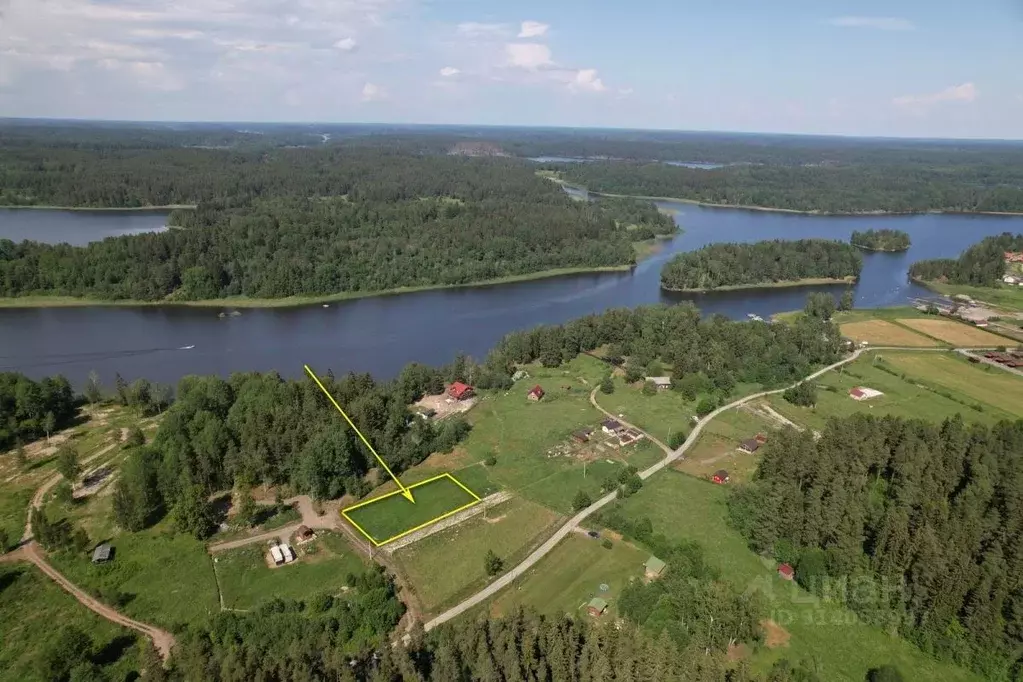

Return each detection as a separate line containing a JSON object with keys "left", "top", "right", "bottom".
{"left": 660, "top": 239, "right": 862, "bottom": 292}
{"left": 850, "top": 229, "right": 911, "bottom": 252}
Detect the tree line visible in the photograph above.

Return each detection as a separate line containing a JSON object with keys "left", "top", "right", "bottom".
{"left": 553, "top": 161, "right": 1023, "bottom": 213}
{"left": 909, "top": 232, "right": 1023, "bottom": 286}
{"left": 849, "top": 229, "right": 910, "bottom": 252}
{"left": 660, "top": 240, "right": 862, "bottom": 291}
{"left": 0, "top": 372, "right": 76, "bottom": 450}
{"left": 730, "top": 413, "right": 1023, "bottom": 679}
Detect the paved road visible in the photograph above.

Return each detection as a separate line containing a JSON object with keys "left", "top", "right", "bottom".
{"left": 423, "top": 346, "right": 938, "bottom": 631}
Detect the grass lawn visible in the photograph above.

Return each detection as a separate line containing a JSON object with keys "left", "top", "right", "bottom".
{"left": 673, "top": 406, "right": 775, "bottom": 484}
{"left": 882, "top": 351, "right": 1023, "bottom": 419}
{"left": 0, "top": 564, "right": 140, "bottom": 682}
{"left": 343, "top": 474, "right": 479, "bottom": 545}
{"left": 0, "top": 482, "right": 32, "bottom": 549}
{"left": 486, "top": 533, "right": 648, "bottom": 621}
{"left": 766, "top": 351, "right": 1018, "bottom": 433}
{"left": 392, "top": 497, "right": 561, "bottom": 615}
{"left": 49, "top": 521, "right": 220, "bottom": 630}
{"left": 610, "top": 471, "right": 981, "bottom": 682}
{"left": 214, "top": 531, "right": 367, "bottom": 610}
{"left": 597, "top": 378, "right": 695, "bottom": 444}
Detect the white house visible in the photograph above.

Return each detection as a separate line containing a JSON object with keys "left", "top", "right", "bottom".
{"left": 645, "top": 376, "right": 673, "bottom": 390}
{"left": 1004, "top": 275, "right": 1018, "bottom": 284}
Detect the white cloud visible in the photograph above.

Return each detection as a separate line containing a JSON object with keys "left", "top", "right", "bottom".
{"left": 361, "top": 82, "right": 384, "bottom": 101}
{"left": 99, "top": 59, "right": 184, "bottom": 91}
{"left": 894, "top": 82, "right": 977, "bottom": 108}
{"left": 439, "top": 66, "right": 460, "bottom": 77}
{"left": 569, "top": 68, "right": 605, "bottom": 93}
{"left": 518, "top": 21, "right": 549, "bottom": 38}
{"left": 129, "top": 28, "right": 204, "bottom": 41}
{"left": 334, "top": 37, "right": 358, "bottom": 51}
{"left": 505, "top": 43, "right": 553, "bottom": 70}
{"left": 828, "top": 16, "right": 915, "bottom": 31}
{"left": 456, "top": 22, "right": 509, "bottom": 38}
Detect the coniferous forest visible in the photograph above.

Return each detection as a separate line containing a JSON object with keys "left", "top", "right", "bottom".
{"left": 660, "top": 239, "right": 862, "bottom": 291}
{"left": 730, "top": 414, "right": 1023, "bottom": 679}
{"left": 909, "top": 233, "right": 1023, "bottom": 286}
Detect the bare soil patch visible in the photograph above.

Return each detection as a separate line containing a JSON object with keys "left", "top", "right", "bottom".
{"left": 897, "top": 318, "right": 1008, "bottom": 346}
{"left": 761, "top": 619, "right": 791, "bottom": 649}
{"left": 414, "top": 393, "right": 477, "bottom": 420}
{"left": 839, "top": 320, "right": 937, "bottom": 347}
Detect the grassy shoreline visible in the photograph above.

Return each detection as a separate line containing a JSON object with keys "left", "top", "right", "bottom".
{"left": 662, "top": 275, "right": 856, "bottom": 293}
{"left": 0, "top": 204, "right": 196, "bottom": 211}
{"left": 0, "top": 265, "right": 635, "bottom": 309}
{"left": 850, "top": 242, "right": 910, "bottom": 253}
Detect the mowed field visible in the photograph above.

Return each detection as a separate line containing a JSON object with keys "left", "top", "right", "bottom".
{"left": 608, "top": 471, "right": 981, "bottom": 682}
{"left": 838, "top": 320, "right": 937, "bottom": 347}
{"left": 343, "top": 474, "right": 479, "bottom": 545}
{"left": 214, "top": 532, "right": 367, "bottom": 610}
{"left": 897, "top": 318, "right": 1009, "bottom": 346}
{"left": 766, "top": 351, "right": 1023, "bottom": 434}
{"left": 392, "top": 497, "right": 561, "bottom": 615}
{"left": 486, "top": 532, "right": 648, "bottom": 620}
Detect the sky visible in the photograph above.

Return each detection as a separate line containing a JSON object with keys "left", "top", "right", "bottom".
{"left": 1, "top": 0, "right": 1021, "bottom": 138}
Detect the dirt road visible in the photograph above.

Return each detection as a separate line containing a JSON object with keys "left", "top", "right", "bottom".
{"left": 423, "top": 346, "right": 938, "bottom": 631}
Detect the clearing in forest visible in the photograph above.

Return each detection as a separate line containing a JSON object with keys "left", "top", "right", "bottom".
{"left": 838, "top": 320, "right": 937, "bottom": 347}
{"left": 342, "top": 473, "right": 481, "bottom": 546}
{"left": 896, "top": 318, "right": 1008, "bottom": 346}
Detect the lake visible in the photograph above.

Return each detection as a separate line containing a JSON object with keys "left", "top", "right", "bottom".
{"left": 2, "top": 204, "right": 1022, "bottom": 387}
{"left": 0, "top": 208, "right": 169, "bottom": 245}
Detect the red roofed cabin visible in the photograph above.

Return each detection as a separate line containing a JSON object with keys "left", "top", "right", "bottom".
{"left": 712, "top": 470, "right": 730, "bottom": 484}
{"left": 527, "top": 385, "right": 545, "bottom": 402}
{"left": 778, "top": 563, "right": 795, "bottom": 581}
{"left": 447, "top": 382, "right": 474, "bottom": 401}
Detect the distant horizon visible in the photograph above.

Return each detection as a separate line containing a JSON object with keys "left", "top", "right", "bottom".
{"left": 3, "top": 116, "right": 1022, "bottom": 145}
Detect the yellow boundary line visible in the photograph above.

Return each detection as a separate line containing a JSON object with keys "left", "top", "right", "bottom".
{"left": 341, "top": 472, "right": 483, "bottom": 547}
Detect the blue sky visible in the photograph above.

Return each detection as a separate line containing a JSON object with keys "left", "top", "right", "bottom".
{"left": 1, "top": 0, "right": 1020, "bottom": 138}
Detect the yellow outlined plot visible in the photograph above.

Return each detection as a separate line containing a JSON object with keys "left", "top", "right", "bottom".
{"left": 342, "top": 473, "right": 482, "bottom": 547}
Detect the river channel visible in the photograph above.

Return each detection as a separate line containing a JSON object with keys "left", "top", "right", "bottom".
{"left": 2, "top": 204, "right": 1022, "bottom": 386}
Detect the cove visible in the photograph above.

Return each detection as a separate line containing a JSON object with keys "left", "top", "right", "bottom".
{"left": 2, "top": 203, "right": 1022, "bottom": 388}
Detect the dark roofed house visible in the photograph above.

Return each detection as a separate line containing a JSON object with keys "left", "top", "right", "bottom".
{"left": 447, "top": 382, "right": 474, "bottom": 401}
{"left": 738, "top": 439, "right": 760, "bottom": 454}
{"left": 712, "top": 470, "right": 729, "bottom": 484}
{"left": 527, "top": 385, "right": 545, "bottom": 402}
{"left": 92, "top": 543, "right": 112, "bottom": 564}
{"left": 571, "top": 429, "right": 591, "bottom": 444}
{"left": 296, "top": 525, "right": 315, "bottom": 541}
{"left": 601, "top": 419, "right": 623, "bottom": 435}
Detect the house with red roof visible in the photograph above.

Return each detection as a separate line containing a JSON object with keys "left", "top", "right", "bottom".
{"left": 447, "top": 382, "right": 474, "bottom": 401}
{"left": 527, "top": 385, "right": 545, "bottom": 402}
{"left": 778, "top": 563, "right": 795, "bottom": 581}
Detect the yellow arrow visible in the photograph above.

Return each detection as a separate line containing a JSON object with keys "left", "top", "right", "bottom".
{"left": 304, "top": 364, "right": 415, "bottom": 503}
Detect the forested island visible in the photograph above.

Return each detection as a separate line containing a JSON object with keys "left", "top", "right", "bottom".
{"left": 909, "top": 232, "right": 1023, "bottom": 286}
{"left": 0, "top": 143, "right": 675, "bottom": 304}
{"left": 660, "top": 239, "right": 862, "bottom": 292}
{"left": 850, "top": 229, "right": 911, "bottom": 252}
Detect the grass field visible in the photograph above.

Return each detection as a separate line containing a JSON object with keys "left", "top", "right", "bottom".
{"left": 674, "top": 406, "right": 775, "bottom": 484}
{"left": 883, "top": 352, "right": 1023, "bottom": 418}
{"left": 0, "top": 564, "right": 140, "bottom": 682}
{"left": 597, "top": 378, "right": 696, "bottom": 444}
{"left": 897, "top": 318, "right": 1009, "bottom": 346}
{"left": 918, "top": 281, "right": 1023, "bottom": 311}
{"left": 766, "top": 351, "right": 1020, "bottom": 433}
{"left": 50, "top": 522, "right": 220, "bottom": 630}
{"left": 214, "top": 531, "right": 367, "bottom": 610}
{"left": 838, "top": 320, "right": 938, "bottom": 347}
{"left": 392, "top": 496, "right": 561, "bottom": 615}
{"left": 610, "top": 471, "right": 981, "bottom": 682}
{"left": 343, "top": 474, "right": 480, "bottom": 545}
{"left": 487, "top": 532, "right": 648, "bottom": 620}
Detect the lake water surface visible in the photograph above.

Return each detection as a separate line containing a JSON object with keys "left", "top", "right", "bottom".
{"left": 2, "top": 204, "right": 1021, "bottom": 387}
{"left": 0, "top": 208, "right": 169, "bottom": 245}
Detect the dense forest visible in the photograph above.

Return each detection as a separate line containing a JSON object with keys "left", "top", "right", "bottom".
{"left": 850, "top": 229, "right": 911, "bottom": 252}
{"left": 0, "top": 147, "right": 682, "bottom": 301}
{"left": 660, "top": 240, "right": 862, "bottom": 291}
{"left": 554, "top": 162, "right": 1023, "bottom": 213}
{"left": 909, "top": 233, "right": 1023, "bottom": 286}
{"left": 0, "top": 372, "right": 77, "bottom": 450}
{"left": 730, "top": 413, "right": 1023, "bottom": 679}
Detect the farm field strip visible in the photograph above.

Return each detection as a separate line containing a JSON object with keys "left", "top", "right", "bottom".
{"left": 882, "top": 352, "right": 1023, "bottom": 418}
{"left": 838, "top": 319, "right": 938, "bottom": 347}
{"left": 896, "top": 318, "right": 1009, "bottom": 346}
{"left": 342, "top": 473, "right": 481, "bottom": 547}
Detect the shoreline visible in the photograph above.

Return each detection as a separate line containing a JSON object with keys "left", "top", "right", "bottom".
{"left": 662, "top": 276, "right": 856, "bottom": 294}
{"left": 0, "top": 265, "right": 636, "bottom": 310}
{"left": 851, "top": 243, "right": 910, "bottom": 253}
{"left": 0, "top": 204, "right": 197, "bottom": 212}
{"left": 553, "top": 180, "right": 1023, "bottom": 217}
